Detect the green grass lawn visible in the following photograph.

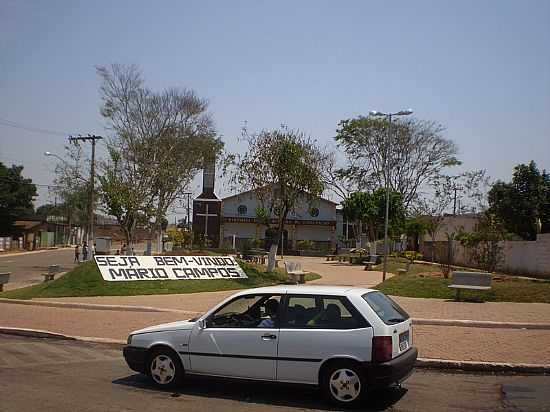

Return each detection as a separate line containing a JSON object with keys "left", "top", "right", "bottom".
{"left": 376, "top": 273, "right": 550, "bottom": 303}
{"left": 0, "top": 260, "right": 321, "bottom": 300}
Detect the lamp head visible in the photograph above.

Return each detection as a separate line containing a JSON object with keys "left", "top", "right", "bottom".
{"left": 396, "top": 109, "right": 414, "bottom": 116}
{"left": 369, "top": 110, "right": 385, "bottom": 117}
{"left": 44, "top": 151, "right": 52, "bottom": 156}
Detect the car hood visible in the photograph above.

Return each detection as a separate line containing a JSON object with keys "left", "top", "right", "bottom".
{"left": 132, "top": 320, "right": 196, "bottom": 335}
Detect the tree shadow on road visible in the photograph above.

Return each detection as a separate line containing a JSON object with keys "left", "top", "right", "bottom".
{"left": 113, "top": 373, "right": 407, "bottom": 411}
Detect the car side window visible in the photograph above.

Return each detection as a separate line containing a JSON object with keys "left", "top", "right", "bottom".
{"left": 285, "top": 296, "right": 319, "bottom": 327}
{"left": 207, "top": 294, "right": 281, "bottom": 328}
{"left": 284, "top": 295, "right": 367, "bottom": 329}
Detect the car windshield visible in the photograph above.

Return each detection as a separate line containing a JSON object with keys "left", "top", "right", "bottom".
{"left": 362, "top": 291, "right": 410, "bottom": 325}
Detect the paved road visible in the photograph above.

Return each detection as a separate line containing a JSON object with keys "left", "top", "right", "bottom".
{"left": 0, "top": 249, "right": 77, "bottom": 290}
{"left": 1, "top": 334, "right": 548, "bottom": 411}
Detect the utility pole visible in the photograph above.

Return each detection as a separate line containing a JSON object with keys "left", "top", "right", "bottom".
{"left": 452, "top": 184, "right": 463, "bottom": 216}
{"left": 186, "top": 192, "right": 191, "bottom": 231}
{"left": 69, "top": 134, "right": 103, "bottom": 245}
{"left": 54, "top": 195, "right": 57, "bottom": 246}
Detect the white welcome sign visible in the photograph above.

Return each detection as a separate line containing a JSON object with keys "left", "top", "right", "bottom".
{"left": 94, "top": 255, "right": 247, "bottom": 281}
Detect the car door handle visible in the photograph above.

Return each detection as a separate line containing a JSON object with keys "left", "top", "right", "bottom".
{"left": 261, "top": 334, "right": 277, "bottom": 340}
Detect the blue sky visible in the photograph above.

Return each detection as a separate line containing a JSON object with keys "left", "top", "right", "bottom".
{"left": 1, "top": 0, "right": 549, "bottom": 218}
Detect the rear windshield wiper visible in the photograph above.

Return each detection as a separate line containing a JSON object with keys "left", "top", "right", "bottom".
{"left": 386, "top": 318, "right": 406, "bottom": 324}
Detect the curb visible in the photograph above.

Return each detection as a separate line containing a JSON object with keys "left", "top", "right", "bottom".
{"left": 0, "top": 247, "right": 72, "bottom": 258}
{"left": 0, "top": 327, "right": 77, "bottom": 340}
{"left": 1, "top": 326, "right": 549, "bottom": 374}
{"left": 413, "top": 318, "right": 550, "bottom": 330}
{"left": 416, "top": 357, "right": 550, "bottom": 374}
{"left": 0, "top": 298, "right": 200, "bottom": 315}
{"left": 0, "top": 327, "right": 125, "bottom": 347}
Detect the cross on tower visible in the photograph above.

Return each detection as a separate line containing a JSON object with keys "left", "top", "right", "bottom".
{"left": 196, "top": 203, "right": 217, "bottom": 236}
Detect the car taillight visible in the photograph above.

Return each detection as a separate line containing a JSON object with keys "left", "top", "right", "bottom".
{"left": 372, "top": 336, "right": 393, "bottom": 363}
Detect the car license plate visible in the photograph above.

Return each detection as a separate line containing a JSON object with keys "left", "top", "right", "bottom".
{"left": 399, "top": 331, "right": 409, "bottom": 351}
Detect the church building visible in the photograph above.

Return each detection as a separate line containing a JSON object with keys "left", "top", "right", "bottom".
{"left": 193, "top": 166, "right": 338, "bottom": 251}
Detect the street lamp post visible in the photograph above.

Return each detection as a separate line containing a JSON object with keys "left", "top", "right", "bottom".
{"left": 369, "top": 109, "right": 413, "bottom": 281}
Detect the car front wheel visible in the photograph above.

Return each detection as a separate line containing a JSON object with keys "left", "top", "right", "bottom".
{"left": 321, "top": 361, "right": 366, "bottom": 407}
{"left": 147, "top": 347, "right": 184, "bottom": 388}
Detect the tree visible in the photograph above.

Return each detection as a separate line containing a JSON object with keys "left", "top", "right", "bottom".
{"left": 335, "top": 116, "right": 460, "bottom": 208}
{"left": 49, "top": 143, "right": 92, "bottom": 242}
{"left": 232, "top": 126, "right": 329, "bottom": 271}
{"left": 0, "top": 162, "right": 37, "bottom": 234}
{"left": 97, "top": 64, "right": 223, "bottom": 250}
{"left": 341, "top": 189, "right": 405, "bottom": 249}
{"left": 415, "top": 170, "right": 489, "bottom": 261}
{"left": 35, "top": 203, "right": 61, "bottom": 218}
{"left": 403, "top": 217, "right": 427, "bottom": 252}
{"left": 456, "top": 212, "right": 508, "bottom": 272}
{"left": 488, "top": 161, "right": 550, "bottom": 240}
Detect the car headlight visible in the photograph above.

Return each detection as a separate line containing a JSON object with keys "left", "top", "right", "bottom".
{"left": 127, "top": 334, "right": 133, "bottom": 345}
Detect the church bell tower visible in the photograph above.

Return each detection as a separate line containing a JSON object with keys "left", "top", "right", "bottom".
{"left": 192, "top": 159, "right": 221, "bottom": 247}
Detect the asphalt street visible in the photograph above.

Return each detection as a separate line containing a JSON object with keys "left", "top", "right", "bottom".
{"left": 1, "top": 334, "right": 548, "bottom": 411}
{"left": 0, "top": 249, "right": 77, "bottom": 290}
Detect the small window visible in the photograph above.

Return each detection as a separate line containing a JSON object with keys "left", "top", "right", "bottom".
{"left": 237, "top": 205, "right": 247, "bottom": 215}
{"left": 363, "top": 291, "right": 410, "bottom": 325}
{"left": 208, "top": 294, "right": 281, "bottom": 328}
{"left": 284, "top": 295, "right": 367, "bottom": 329}
{"left": 309, "top": 207, "right": 319, "bottom": 217}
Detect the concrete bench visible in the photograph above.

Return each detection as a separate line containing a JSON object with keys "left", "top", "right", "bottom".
{"left": 285, "top": 261, "right": 308, "bottom": 284}
{"left": 325, "top": 255, "right": 336, "bottom": 261}
{"left": 0, "top": 272, "right": 11, "bottom": 292}
{"left": 448, "top": 271, "right": 492, "bottom": 301}
{"left": 363, "top": 259, "right": 378, "bottom": 271}
{"left": 42, "top": 265, "right": 60, "bottom": 282}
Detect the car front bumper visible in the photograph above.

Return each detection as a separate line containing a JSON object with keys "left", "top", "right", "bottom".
{"left": 363, "top": 346, "right": 418, "bottom": 387}
{"left": 123, "top": 346, "right": 148, "bottom": 374}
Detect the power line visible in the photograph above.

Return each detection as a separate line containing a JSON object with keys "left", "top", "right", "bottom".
{"left": 0, "top": 117, "right": 74, "bottom": 137}
{"left": 0, "top": 176, "right": 59, "bottom": 188}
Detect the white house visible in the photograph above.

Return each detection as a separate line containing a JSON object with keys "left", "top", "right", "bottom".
{"left": 220, "top": 189, "right": 337, "bottom": 251}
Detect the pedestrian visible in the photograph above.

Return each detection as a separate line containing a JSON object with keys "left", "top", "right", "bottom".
{"left": 82, "top": 242, "right": 88, "bottom": 261}
{"left": 115, "top": 249, "right": 120, "bottom": 255}
{"left": 74, "top": 244, "right": 80, "bottom": 263}
{"left": 92, "top": 243, "right": 96, "bottom": 259}
{"left": 121, "top": 243, "right": 127, "bottom": 255}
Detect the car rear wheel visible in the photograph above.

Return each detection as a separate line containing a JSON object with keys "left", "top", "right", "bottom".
{"left": 321, "top": 361, "right": 366, "bottom": 407}
{"left": 147, "top": 347, "right": 184, "bottom": 388}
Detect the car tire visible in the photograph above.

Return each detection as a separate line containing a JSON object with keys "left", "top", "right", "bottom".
{"left": 321, "top": 360, "right": 366, "bottom": 408}
{"left": 147, "top": 347, "right": 184, "bottom": 389}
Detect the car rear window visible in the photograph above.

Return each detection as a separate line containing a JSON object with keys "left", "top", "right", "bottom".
{"left": 362, "top": 291, "right": 410, "bottom": 325}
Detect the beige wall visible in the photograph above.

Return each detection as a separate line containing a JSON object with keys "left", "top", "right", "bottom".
{"left": 423, "top": 233, "right": 550, "bottom": 278}
{"left": 422, "top": 215, "right": 479, "bottom": 242}
{"left": 499, "top": 233, "right": 550, "bottom": 276}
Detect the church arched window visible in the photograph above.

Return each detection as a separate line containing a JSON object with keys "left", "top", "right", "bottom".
{"left": 238, "top": 205, "right": 247, "bottom": 215}
{"left": 309, "top": 207, "right": 320, "bottom": 217}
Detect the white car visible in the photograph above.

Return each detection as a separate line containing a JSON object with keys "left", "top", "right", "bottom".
{"left": 123, "top": 285, "right": 417, "bottom": 407}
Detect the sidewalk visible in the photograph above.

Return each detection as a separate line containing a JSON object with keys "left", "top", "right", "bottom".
{"left": 2, "top": 255, "right": 550, "bottom": 365}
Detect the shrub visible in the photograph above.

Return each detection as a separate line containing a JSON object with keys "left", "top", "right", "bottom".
{"left": 403, "top": 251, "right": 423, "bottom": 261}
{"left": 296, "top": 240, "right": 314, "bottom": 250}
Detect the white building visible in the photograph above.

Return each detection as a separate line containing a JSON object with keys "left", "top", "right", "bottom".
{"left": 220, "top": 189, "right": 337, "bottom": 251}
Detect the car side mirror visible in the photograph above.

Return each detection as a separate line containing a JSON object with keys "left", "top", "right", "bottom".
{"left": 197, "top": 319, "right": 207, "bottom": 329}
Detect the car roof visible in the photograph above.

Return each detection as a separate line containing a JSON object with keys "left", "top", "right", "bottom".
{"left": 233, "top": 285, "right": 376, "bottom": 297}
